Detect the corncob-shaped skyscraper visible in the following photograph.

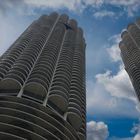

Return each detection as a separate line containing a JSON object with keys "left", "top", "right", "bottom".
{"left": 119, "top": 19, "right": 140, "bottom": 101}
{"left": 0, "top": 12, "right": 86, "bottom": 140}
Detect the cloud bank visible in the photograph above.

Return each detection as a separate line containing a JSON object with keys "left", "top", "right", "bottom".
{"left": 1, "top": 0, "right": 140, "bottom": 17}
{"left": 87, "top": 121, "right": 109, "bottom": 140}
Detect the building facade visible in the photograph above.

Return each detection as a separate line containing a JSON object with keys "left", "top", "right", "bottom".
{"left": 0, "top": 12, "right": 86, "bottom": 140}
{"left": 119, "top": 19, "right": 140, "bottom": 101}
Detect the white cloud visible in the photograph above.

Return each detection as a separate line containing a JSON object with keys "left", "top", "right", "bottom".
{"left": 107, "top": 34, "right": 122, "bottom": 62}
{"left": 24, "top": 0, "right": 83, "bottom": 12}
{"left": 93, "top": 10, "right": 115, "bottom": 18}
{"left": 105, "top": 0, "right": 140, "bottom": 17}
{"left": 106, "top": 0, "right": 139, "bottom": 6}
{"left": 87, "top": 121, "right": 109, "bottom": 140}
{"left": 87, "top": 77, "right": 140, "bottom": 118}
{"left": 107, "top": 45, "right": 121, "bottom": 62}
{"left": 96, "top": 66, "right": 136, "bottom": 102}
{"left": 84, "top": 0, "right": 104, "bottom": 7}
{"left": 1, "top": 0, "right": 140, "bottom": 17}
{"left": 85, "top": 0, "right": 140, "bottom": 17}
{"left": 134, "top": 134, "right": 140, "bottom": 140}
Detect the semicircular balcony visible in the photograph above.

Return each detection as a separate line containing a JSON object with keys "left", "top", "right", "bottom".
{"left": 48, "top": 90, "right": 68, "bottom": 112}
{"left": 4, "top": 56, "right": 16, "bottom": 62}
{"left": 79, "top": 127, "right": 86, "bottom": 135}
{"left": 52, "top": 77, "right": 71, "bottom": 91}
{"left": 7, "top": 54, "right": 18, "bottom": 60}
{"left": 53, "top": 74, "right": 71, "bottom": 84}
{"left": 0, "top": 68, "right": 7, "bottom": 76}
{"left": 38, "top": 55, "right": 57, "bottom": 65}
{"left": 14, "top": 63, "right": 30, "bottom": 75}
{"left": 35, "top": 61, "right": 55, "bottom": 71}
{"left": 0, "top": 61, "right": 12, "bottom": 69}
{"left": 12, "top": 67, "right": 28, "bottom": 78}
{"left": 24, "top": 81, "right": 47, "bottom": 100}
{"left": 70, "top": 90, "right": 83, "bottom": 101}
{"left": 50, "top": 85, "right": 69, "bottom": 99}
{"left": 0, "top": 96, "right": 79, "bottom": 140}
{"left": 54, "top": 71, "right": 72, "bottom": 81}
{"left": 69, "top": 98, "right": 82, "bottom": 107}
{"left": 0, "top": 103, "right": 69, "bottom": 140}
{"left": 0, "top": 122, "right": 46, "bottom": 140}
{"left": 17, "top": 60, "right": 32, "bottom": 70}
{"left": 4, "top": 73, "right": 24, "bottom": 85}
{"left": 51, "top": 81, "right": 70, "bottom": 92}
{"left": 78, "top": 132, "right": 85, "bottom": 140}
{"left": 2, "top": 58, "right": 14, "bottom": 65}
{"left": 0, "top": 131, "right": 26, "bottom": 140}
{"left": 66, "top": 108, "right": 82, "bottom": 130}
{"left": 68, "top": 102, "right": 82, "bottom": 115}
{"left": 0, "top": 78, "right": 21, "bottom": 93}
{"left": 33, "top": 68, "right": 52, "bottom": 80}
{"left": 28, "top": 74, "right": 50, "bottom": 90}
{"left": 70, "top": 94, "right": 83, "bottom": 104}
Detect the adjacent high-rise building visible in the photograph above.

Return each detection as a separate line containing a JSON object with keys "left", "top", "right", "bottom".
{"left": 0, "top": 12, "right": 86, "bottom": 140}
{"left": 119, "top": 19, "right": 140, "bottom": 101}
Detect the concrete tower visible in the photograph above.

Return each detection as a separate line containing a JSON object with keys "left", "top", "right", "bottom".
{"left": 0, "top": 12, "right": 86, "bottom": 140}
{"left": 119, "top": 19, "right": 140, "bottom": 101}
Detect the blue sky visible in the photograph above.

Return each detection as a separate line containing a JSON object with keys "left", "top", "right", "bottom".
{"left": 1, "top": 0, "right": 140, "bottom": 140}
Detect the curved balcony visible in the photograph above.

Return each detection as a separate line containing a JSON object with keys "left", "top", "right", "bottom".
{"left": 0, "top": 96, "right": 79, "bottom": 140}
{"left": 0, "top": 105, "right": 69, "bottom": 140}
{"left": 0, "top": 131, "right": 26, "bottom": 140}
{"left": 33, "top": 67, "right": 52, "bottom": 80}
{"left": 48, "top": 91, "right": 68, "bottom": 112}
{"left": 13, "top": 63, "right": 30, "bottom": 75}
{"left": 17, "top": 59, "right": 33, "bottom": 70}
{"left": 53, "top": 74, "right": 71, "bottom": 84}
{"left": 29, "top": 73, "right": 50, "bottom": 85}
{"left": 0, "top": 78, "right": 21, "bottom": 93}
{"left": 3, "top": 56, "right": 16, "bottom": 62}
{"left": 70, "top": 86, "right": 82, "bottom": 95}
{"left": 79, "top": 127, "right": 86, "bottom": 135}
{"left": 50, "top": 85, "right": 69, "bottom": 98}
{"left": 51, "top": 81, "right": 70, "bottom": 92}
{"left": 66, "top": 108, "right": 82, "bottom": 130}
{"left": 0, "top": 122, "right": 46, "bottom": 140}
{"left": 70, "top": 94, "right": 83, "bottom": 104}
{"left": 24, "top": 82, "right": 47, "bottom": 100}
{"left": 5, "top": 73, "right": 24, "bottom": 85}
{"left": 35, "top": 61, "right": 55, "bottom": 71}
{"left": 8, "top": 70, "right": 26, "bottom": 81}
{"left": 0, "top": 114, "right": 59, "bottom": 140}
{"left": 78, "top": 132, "right": 85, "bottom": 140}
{"left": 2, "top": 58, "right": 14, "bottom": 65}
{"left": 69, "top": 98, "right": 82, "bottom": 107}
{"left": 70, "top": 90, "right": 83, "bottom": 102}
{"left": 68, "top": 103, "right": 82, "bottom": 117}
{"left": 0, "top": 67, "right": 7, "bottom": 75}
{"left": 0, "top": 61, "right": 11, "bottom": 69}
{"left": 52, "top": 81, "right": 70, "bottom": 95}
{"left": 11, "top": 67, "right": 28, "bottom": 78}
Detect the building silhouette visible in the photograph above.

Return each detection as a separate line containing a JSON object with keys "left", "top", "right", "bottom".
{"left": 119, "top": 19, "right": 140, "bottom": 101}
{"left": 0, "top": 12, "right": 86, "bottom": 140}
